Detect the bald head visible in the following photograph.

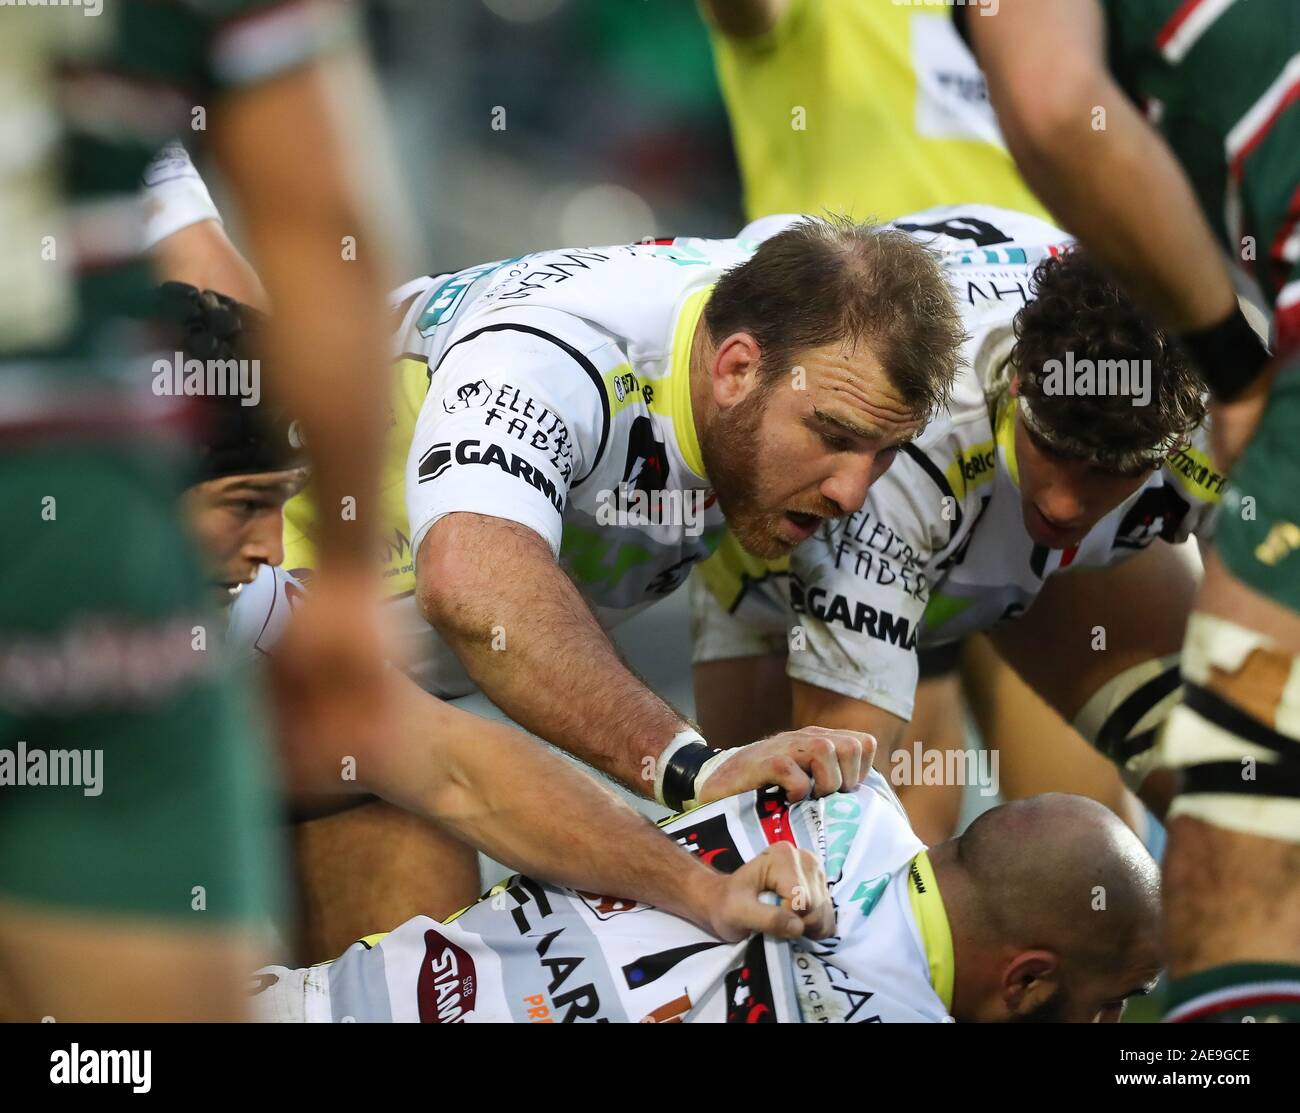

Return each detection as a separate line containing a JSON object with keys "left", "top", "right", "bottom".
{"left": 934, "top": 793, "right": 1163, "bottom": 1022}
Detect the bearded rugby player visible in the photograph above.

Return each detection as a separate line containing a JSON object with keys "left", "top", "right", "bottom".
{"left": 142, "top": 150, "right": 968, "bottom": 823}
{"left": 166, "top": 281, "right": 844, "bottom": 964}
{"left": 141, "top": 150, "right": 964, "bottom": 954}
{"left": 961, "top": 0, "right": 1300, "bottom": 1026}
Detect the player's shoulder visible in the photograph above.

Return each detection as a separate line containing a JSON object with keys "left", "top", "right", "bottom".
{"left": 889, "top": 204, "right": 1069, "bottom": 255}
{"left": 226, "top": 564, "right": 305, "bottom": 658}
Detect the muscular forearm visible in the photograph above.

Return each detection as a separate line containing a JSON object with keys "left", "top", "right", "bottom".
{"left": 971, "top": 2, "right": 1236, "bottom": 333}
{"left": 421, "top": 516, "right": 690, "bottom": 797}
{"left": 365, "top": 675, "right": 724, "bottom": 928}
{"left": 212, "top": 57, "right": 402, "bottom": 570}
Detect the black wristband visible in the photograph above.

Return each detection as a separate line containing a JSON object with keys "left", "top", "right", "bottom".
{"left": 662, "top": 742, "right": 724, "bottom": 812}
{"left": 1179, "top": 305, "right": 1272, "bottom": 402}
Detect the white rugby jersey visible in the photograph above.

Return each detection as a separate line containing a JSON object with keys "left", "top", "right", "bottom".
{"left": 285, "top": 237, "right": 777, "bottom": 696}
{"left": 700, "top": 206, "right": 1222, "bottom": 719}
{"left": 252, "top": 771, "right": 953, "bottom": 1023}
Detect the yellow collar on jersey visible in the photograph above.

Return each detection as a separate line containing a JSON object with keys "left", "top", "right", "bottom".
{"left": 660, "top": 284, "right": 711, "bottom": 481}
{"left": 907, "top": 850, "right": 954, "bottom": 1013}
{"left": 994, "top": 390, "right": 1021, "bottom": 490}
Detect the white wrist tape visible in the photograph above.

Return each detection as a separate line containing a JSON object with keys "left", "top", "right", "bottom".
{"left": 140, "top": 141, "right": 222, "bottom": 250}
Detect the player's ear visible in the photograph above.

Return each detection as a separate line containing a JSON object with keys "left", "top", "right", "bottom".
{"left": 1001, "top": 949, "right": 1060, "bottom": 1019}
{"left": 711, "top": 331, "right": 763, "bottom": 410}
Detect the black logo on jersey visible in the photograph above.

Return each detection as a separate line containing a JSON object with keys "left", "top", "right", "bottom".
{"left": 418, "top": 439, "right": 565, "bottom": 513}
{"left": 790, "top": 580, "right": 918, "bottom": 650}
{"left": 1113, "top": 486, "right": 1191, "bottom": 551}
{"left": 623, "top": 415, "right": 670, "bottom": 496}
{"left": 894, "top": 215, "right": 1012, "bottom": 248}
{"left": 442, "top": 379, "right": 491, "bottom": 414}
{"left": 416, "top": 441, "right": 453, "bottom": 482}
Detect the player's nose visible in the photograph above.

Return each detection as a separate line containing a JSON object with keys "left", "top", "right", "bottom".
{"left": 245, "top": 515, "right": 285, "bottom": 569}
{"left": 820, "top": 453, "right": 878, "bottom": 516}
{"left": 1036, "top": 481, "right": 1087, "bottom": 527}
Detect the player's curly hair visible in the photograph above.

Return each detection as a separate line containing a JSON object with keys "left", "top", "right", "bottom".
{"left": 1008, "top": 250, "right": 1207, "bottom": 461}
{"left": 705, "top": 215, "right": 967, "bottom": 422}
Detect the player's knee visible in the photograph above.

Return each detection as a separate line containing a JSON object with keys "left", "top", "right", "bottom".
{"left": 1072, "top": 654, "right": 1183, "bottom": 797}
{"left": 1158, "top": 612, "right": 1300, "bottom": 843}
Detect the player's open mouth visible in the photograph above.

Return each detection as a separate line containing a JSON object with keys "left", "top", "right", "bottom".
{"left": 781, "top": 511, "right": 822, "bottom": 543}
{"left": 1030, "top": 505, "right": 1081, "bottom": 547}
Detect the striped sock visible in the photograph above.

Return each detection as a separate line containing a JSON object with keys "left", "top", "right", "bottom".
{"left": 1165, "top": 963, "right": 1300, "bottom": 1022}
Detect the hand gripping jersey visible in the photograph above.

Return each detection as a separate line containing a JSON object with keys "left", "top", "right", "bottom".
{"left": 696, "top": 206, "right": 1221, "bottom": 720}
{"left": 285, "top": 237, "right": 759, "bottom": 696}
{"left": 252, "top": 771, "right": 954, "bottom": 1023}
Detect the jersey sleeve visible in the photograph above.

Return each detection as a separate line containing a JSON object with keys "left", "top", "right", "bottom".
{"left": 785, "top": 446, "right": 960, "bottom": 721}
{"left": 404, "top": 321, "right": 608, "bottom": 560}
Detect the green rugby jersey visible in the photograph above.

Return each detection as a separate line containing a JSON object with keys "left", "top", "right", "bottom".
{"left": 1099, "top": 0, "right": 1300, "bottom": 348}
{"left": 0, "top": 0, "right": 352, "bottom": 388}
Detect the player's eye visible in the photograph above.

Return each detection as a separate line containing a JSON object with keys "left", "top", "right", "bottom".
{"left": 820, "top": 430, "right": 852, "bottom": 452}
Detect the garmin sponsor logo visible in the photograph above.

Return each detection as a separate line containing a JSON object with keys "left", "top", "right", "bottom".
{"left": 790, "top": 581, "right": 918, "bottom": 650}
{"left": 594, "top": 483, "right": 706, "bottom": 536}
{"left": 152, "top": 352, "right": 260, "bottom": 406}
{"left": 416, "top": 439, "right": 565, "bottom": 513}
{"left": 417, "top": 929, "right": 478, "bottom": 1023}
{"left": 1041, "top": 351, "right": 1151, "bottom": 407}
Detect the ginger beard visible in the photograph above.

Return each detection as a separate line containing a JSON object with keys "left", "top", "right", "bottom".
{"left": 701, "top": 384, "right": 838, "bottom": 560}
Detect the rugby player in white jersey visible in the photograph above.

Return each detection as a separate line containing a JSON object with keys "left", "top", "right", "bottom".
{"left": 166, "top": 280, "right": 846, "bottom": 962}
{"left": 252, "top": 773, "right": 1163, "bottom": 1024}
{"left": 693, "top": 206, "right": 1217, "bottom": 827}
{"left": 140, "top": 150, "right": 967, "bottom": 866}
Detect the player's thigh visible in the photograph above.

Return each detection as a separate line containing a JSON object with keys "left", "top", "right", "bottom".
{"left": 693, "top": 656, "right": 792, "bottom": 749}
{"left": 894, "top": 650, "right": 966, "bottom": 844}
{"left": 990, "top": 539, "right": 1202, "bottom": 721}
{"left": 0, "top": 897, "right": 262, "bottom": 1021}
{"left": 689, "top": 570, "right": 791, "bottom": 747}
{"left": 293, "top": 799, "right": 481, "bottom": 965}
{"left": 960, "top": 635, "right": 1142, "bottom": 828}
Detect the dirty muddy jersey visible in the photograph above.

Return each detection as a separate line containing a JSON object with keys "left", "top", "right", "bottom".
{"left": 251, "top": 771, "right": 954, "bottom": 1023}
{"left": 697, "top": 206, "right": 1221, "bottom": 719}
{"left": 285, "top": 236, "right": 768, "bottom": 695}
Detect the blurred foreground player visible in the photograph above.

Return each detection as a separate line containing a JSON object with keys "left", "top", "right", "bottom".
{"left": 963, "top": 0, "right": 1300, "bottom": 1022}
{"left": 254, "top": 774, "right": 1162, "bottom": 1023}
{"left": 0, "top": 0, "right": 402, "bottom": 1020}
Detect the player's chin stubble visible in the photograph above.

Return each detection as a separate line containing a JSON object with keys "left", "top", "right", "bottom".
{"left": 701, "top": 388, "right": 788, "bottom": 558}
